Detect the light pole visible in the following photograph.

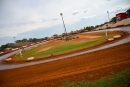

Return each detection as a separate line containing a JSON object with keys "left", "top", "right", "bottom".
{"left": 105, "top": 11, "right": 110, "bottom": 40}
{"left": 107, "top": 11, "right": 110, "bottom": 21}
{"left": 106, "top": 24, "right": 108, "bottom": 40}
{"left": 14, "top": 37, "right": 16, "bottom": 43}
{"left": 60, "top": 13, "right": 67, "bottom": 38}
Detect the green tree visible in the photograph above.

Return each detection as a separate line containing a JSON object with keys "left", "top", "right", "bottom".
{"left": 22, "top": 38, "right": 28, "bottom": 42}
{"left": 95, "top": 25, "right": 99, "bottom": 28}
{"left": 0, "top": 44, "right": 9, "bottom": 51}
{"left": 85, "top": 26, "right": 95, "bottom": 31}
{"left": 53, "top": 34, "right": 58, "bottom": 36}
{"left": 32, "top": 38, "right": 38, "bottom": 42}
{"left": 28, "top": 38, "right": 33, "bottom": 42}
{"left": 110, "top": 17, "right": 116, "bottom": 23}
{"left": 44, "top": 37, "right": 48, "bottom": 40}
{"left": 15, "top": 40, "right": 22, "bottom": 43}
{"left": 126, "top": 8, "right": 130, "bottom": 18}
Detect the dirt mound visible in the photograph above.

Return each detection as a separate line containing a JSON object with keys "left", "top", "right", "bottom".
{"left": 77, "top": 34, "right": 101, "bottom": 39}
{"left": 47, "top": 34, "right": 101, "bottom": 46}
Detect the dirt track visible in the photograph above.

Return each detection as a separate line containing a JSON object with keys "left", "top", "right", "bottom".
{"left": 0, "top": 41, "right": 130, "bottom": 87}
{"left": 5, "top": 30, "right": 127, "bottom": 64}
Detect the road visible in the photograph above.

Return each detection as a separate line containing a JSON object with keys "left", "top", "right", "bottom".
{"left": 0, "top": 26, "right": 130, "bottom": 70}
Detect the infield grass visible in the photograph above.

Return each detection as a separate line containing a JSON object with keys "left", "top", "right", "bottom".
{"left": 12, "top": 31, "right": 124, "bottom": 61}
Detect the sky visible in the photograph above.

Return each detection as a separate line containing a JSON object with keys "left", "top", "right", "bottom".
{"left": 0, "top": 0, "right": 130, "bottom": 46}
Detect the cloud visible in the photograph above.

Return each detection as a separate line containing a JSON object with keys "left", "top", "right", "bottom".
{"left": 81, "top": 15, "right": 96, "bottom": 20}
{"left": 72, "top": 10, "right": 80, "bottom": 15}
{"left": 93, "top": 1, "right": 105, "bottom": 8}
{"left": 81, "top": 17, "right": 86, "bottom": 20}
{"left": 100, "top": 2, "right": 105, "bottom": 5}
{"left": 94, "top": 4, "right": 98, "bottom": 8}
{"left": 84, "top": 8, "right": 89, "bottom": 13}
{"left": 106, "top": 0, "right": 111, "bottom": 1}
{"left": 0, "top": 0, "right": 129, "bottom": 39}
{"left": 42, "top": 19, "right": 49, "bottom": 22}
{"left": 102, "top": 4, "right": 130, "bottom": 14}
{"left": 52, "top": 18, "right": 59, "bottom": 21}
{"left": 109, "top": 5, "right": 130, "bottom": 13}
{"left": 0, "top": 0, "right": 99, "bottom": 38}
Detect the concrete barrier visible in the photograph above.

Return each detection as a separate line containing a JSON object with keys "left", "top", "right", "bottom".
{"left": 27, "top": 57, "right": 34, "bottom": 61}
{"left": 5, "top": 58, "right": 12, "bottom": 61}
{"left": 114, "top": 35, "right": 121, "bottom": 39}
{"left": 108, "top": 38, "right": 114, "bottom": 41}
{"left": 0, "top": 52, "right": 3, "bottom": 54}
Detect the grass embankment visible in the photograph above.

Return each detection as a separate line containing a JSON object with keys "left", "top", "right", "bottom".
{"left": 59, "top": 68, "right": 130, "bottom": 87}
{"left": 12, "top": 31, "right": 125, "bottom": 61}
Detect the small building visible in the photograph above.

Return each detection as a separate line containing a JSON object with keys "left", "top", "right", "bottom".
{"left": 116, "top": 12, "right": 127, "bottom": 22}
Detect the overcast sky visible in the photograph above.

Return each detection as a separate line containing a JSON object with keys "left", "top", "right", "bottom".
{"left": 0, "top": 0, "right": 130, "bottom": 46}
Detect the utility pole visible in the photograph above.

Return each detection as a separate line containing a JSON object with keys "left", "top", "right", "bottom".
{"left": 60, "top": 13, "right": 68, "bottom": 40}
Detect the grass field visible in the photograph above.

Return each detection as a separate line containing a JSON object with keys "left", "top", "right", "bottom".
{"left": 59, "top": 68, "right": 130, "bottom": 87}
{"left": 11, "top": 31, "right": 125, "bottom": 61}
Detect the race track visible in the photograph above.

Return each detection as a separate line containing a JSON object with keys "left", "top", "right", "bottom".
{"left": 0, "top": 26, "right": 130, "bottom": 70}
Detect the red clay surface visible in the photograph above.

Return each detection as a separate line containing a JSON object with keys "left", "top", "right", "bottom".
{"left": 0, "top": 41, "right": 130, "bottom": 87}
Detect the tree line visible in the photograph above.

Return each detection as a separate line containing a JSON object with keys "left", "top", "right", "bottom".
{"left": 15, "top": 38, "right": 46, "bottom": 43}
{"left": 0, "top": 38, "right": 48, "bottom": 51}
